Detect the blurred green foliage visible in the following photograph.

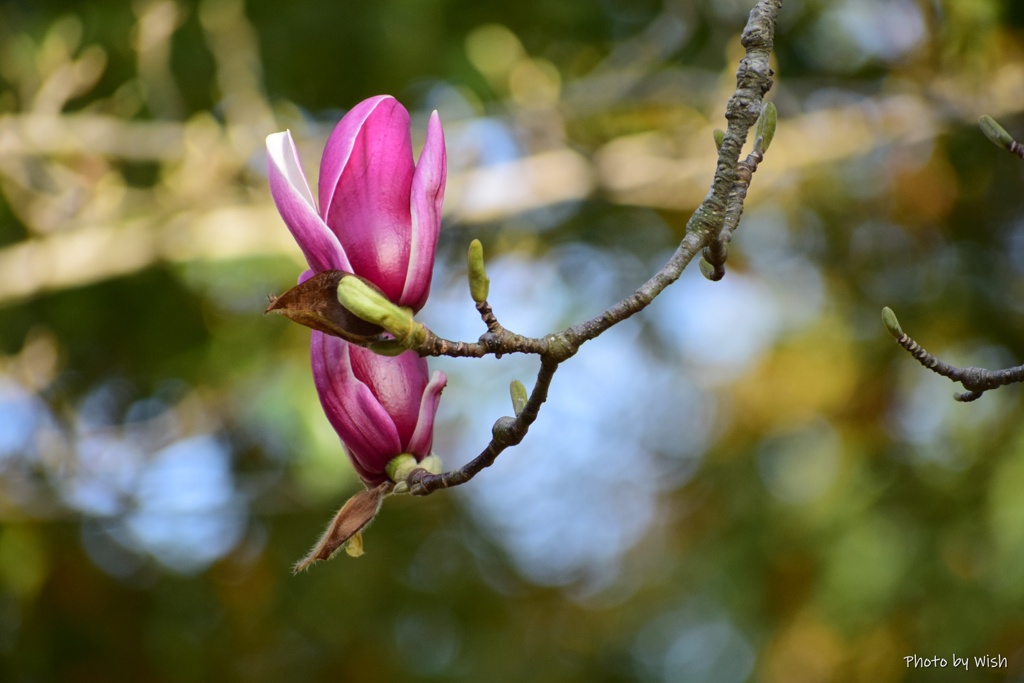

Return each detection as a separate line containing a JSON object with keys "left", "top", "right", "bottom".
{"left": 1, "top": 0, "right": 1024, "bottom": 681}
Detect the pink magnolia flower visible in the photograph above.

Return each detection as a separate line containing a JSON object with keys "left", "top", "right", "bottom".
{"left": 266, "top": 96, "right": 447, "bottom": 486}
{"left": 312, "top": 333, "right": 446, "bottom": 486}
{"left": 266, "top": 94, "right": 446, "bottom": 312}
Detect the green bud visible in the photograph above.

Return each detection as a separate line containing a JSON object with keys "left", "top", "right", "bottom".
{"left": 386, "top": 454, "right": 442, "bottom": 493}
{"left": 467, "top": 239, "right": 490, "bottom": 304}
{"left": 881, "top": 306, "right": 903, "bottom": 339}
{"left": 417, "top": 455, "right": 443, "bottom": 475}
{"left": 509, "top": 379, "right": 528, "bottom": 416}
{"left": 385, "top": 453, "right": 418, "bottom": 484}
{"left": 755, "top": 102, "right": 777, "bottom": 154}
{"left": 336, "top": 275, "right": 426, "bottom": 348}
{"left": 979, "top": 115, "right": 1015, "bottom": 150}
{"left": 713, "top": 128, "right": 725, "bottom": 151}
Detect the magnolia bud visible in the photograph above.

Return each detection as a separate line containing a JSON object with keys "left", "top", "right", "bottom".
{"left": 467, "top": 239, "right": 490, "bottom": 304}
{"left": 337, "top": 275, "right": 426, "bottom": 347}
{"left": 979, "top": 115, "right": 1014, "bottom": 151}
{"left": 755, "top": 102, "right": 777, "bottom": 155}
{"left": 509, "top": 379, "right": 528, "bottom": 416}
{"left": 387, "top": 453, "right": 442, "bottom": 493}
{"left": 385, "top": 453, "right": 418, "bottom": 484}
{"left": 417, "top": 455, "right": 443, "bottom": 475}
{"left": 881, "top": 307, "right": 903, "bottom": 339}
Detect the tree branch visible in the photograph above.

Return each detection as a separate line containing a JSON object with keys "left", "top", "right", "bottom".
{"left": 884, "top": 116, "right": 1024, "bottom": 402}
{"left": 404, "top": 0, "right": 783, "bottom": 494}
{"left": 882, "top": 307, "right": 1024, "bottom": 402}
{"left": 408, "top": 357, "right": 559, "bottom": 495}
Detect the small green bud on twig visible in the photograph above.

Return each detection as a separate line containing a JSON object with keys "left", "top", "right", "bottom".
{"left": 385, "top": 453, "right": 418, "bottom": 484}
{"left": 509, "top": 379, "right": 528, "bottom": 416}
{"left": 881, "top": 306, "right": 903, "bottom": 339}
{"left": 755, "top": 102, "right": 777, "bottom": 154}
{"left": 713, "top": 129, "right": 725, "bottom": 151}
{"left": 979, "top": 115, "right": 1015, "bottom": 150}
{"left": 418, "top": 455, "right": 443, "bottom": 476}
{"left": 467, "top": 239, "right": 490, "bottom": 304}
{"left": 389, "top": 454, "right": 442, "bottom": 494}
{"left": 337, "top": 275, "right": 426, "bottom": 348}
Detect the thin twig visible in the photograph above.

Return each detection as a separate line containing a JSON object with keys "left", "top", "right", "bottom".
{"left": 409, "top": 357, "right": 559, "bottom": 494}
{"left": 892, "top": 330, "right": 1024, "bottom": 402}
{"left": 885, "top": 116, "right": 1024, "bottom": 401}
{"left": 703, "top": 147, "right": 765, "bottom": 280}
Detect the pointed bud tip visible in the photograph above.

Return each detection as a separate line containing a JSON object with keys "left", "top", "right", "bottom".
{"left": 881, "top": 306, "right": 903, "bottom": 338}
{"left": 337, "top": 275, "right": 423, "bottom": 346}
{"left": 509, "top": 379, "right": 528, "bottom": 417}
{"left": 979, "top": 115, "right": 1014, "bottom": 150}
{"left": 756, "top": 102, "right": 777, "bottom": 153}
{"left": 467, "top": 239, "right": 490, "bottom": 303}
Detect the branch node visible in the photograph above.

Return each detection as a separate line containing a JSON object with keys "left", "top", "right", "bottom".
{"left": 491, "top": 416, "right": 520, "bottom": 446}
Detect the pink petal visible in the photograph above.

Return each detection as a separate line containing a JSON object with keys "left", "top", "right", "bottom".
{"left": 337, "top": 446, "right": 385, "bottom": 489}
{"left": 317, "top": 96, "right": 394, "bottom": 216}
{"left": 320, "top": 96, "right": 415, "bottom": 303}
{"left": 266, "top": 131, "right": 351, "bottom": 273}
{"left": 348, "top": 346, "right": 428, "bottom": 447}
{"left": 311, "top": 332, "right": 402, "bottom": 478}
{"left": 341, "top": 444, "right": 390, "bottom": 487}
{"left": 401, "top": 110, "right": 447, "bottom": 312}
{"left": 406, "top": 370, "right": 447, "bottom": 458}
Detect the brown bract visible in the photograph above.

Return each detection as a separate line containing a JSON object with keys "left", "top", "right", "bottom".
{"left": 292, "top": 482, "right": 392, "bottom": 573}
{"left": 265, "top": 270, "right": 385, "bottom": 344}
